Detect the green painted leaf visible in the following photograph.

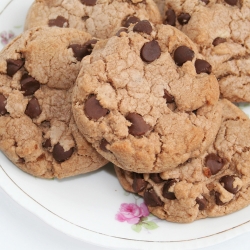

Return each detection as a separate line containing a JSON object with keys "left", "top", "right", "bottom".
{"left": 131, "top": 224, "right": 142, "bottom": 233}
{"left": 142, "top": 221, "right": 158, "bottom": 230}
{"left": 141, "top": 217, "right": 148, "bottom": 222}
{"left": 14, "top": 26, "right": 22, "bottom": 29}
{"left": 124, "top": 191, "right": 130, "bottom": 196}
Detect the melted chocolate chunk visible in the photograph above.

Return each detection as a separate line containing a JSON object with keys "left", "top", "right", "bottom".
{"left": 133, "top": 20, "right": 152, "bottom": 35}
{"left": 196, "top": 197, "right": 208, "bottom": 210}
{"left": 53, "top": 143, "right": 74, "bottom": 162}
{"left": 162, "top": 179, "right": 177, "bottom": 200}
{"left": 205, "top": 153, "right": 225, "bottom": 175}
{"left": 201, "top": 0, "right": 209, "bottom": 4}
{"left": 177, "top": 13, "right": 191, "bottom": 25}
{"left": 84, "top": 95, "right": 109, "bottom": 120}
{"left": 163, "top": 89, "right": 175, "bottom": 103}
{"left": 25, "top": 97, "right": 42, "bottom": 119}
{"left": 100, "top": 139, "right": 109, "bottom": 152}
{"left": 126, "top": 113, "right": 150, "bottom": 136}
{"left": 48, "top": 16, "right": 69, "bottom": 28}
{"left": 214, "top": 191, "right": 224, "bottom": 205}
{"left": 224, "top": 0, "right": 238, "bottom": 6}
{"left": 132, "top": 173, "right": 147, "bottom": 193}
{"left": 20, "top": 74, "right": 40, "bottom": 96}
{"left": 6, "top": 59, "right": 24, "bottom": 77}
{"left": 43, "top": 139, "right": 52, "bottom": 149}
{"left": 220, "top": 175, "right": 239, "bottom": 194}
{"left": 173, "top": 46, "right": 194, "bottom": 66}
{"left": 195, "top": 59, "right": 212, "bottom": 74}
{"left": 116, "top": 28, "right": 128, "bottom": 37}
{"left": 150, "top": 173, "right": 163, "bottom": 183}
{"left": 80, "top": 0, "right": 97, "bottom": 6}
{"left": 123, "top": 16, "right": 140, "bottom": 28}
{"left": 69, "top": 40, "right": 97, "bottom": 61}
{"left": 140, "top": 40, "right": 161, "bottom": 63}
{"left": 144, "top": 188, "right": 163, "bottom": 207}
{"left": 164, "top": 9, "right": 176, "bottom": 26}
{"left": 212, "top": 37, "right": 226, "bottom": 46}
{"left": 0, "top": 94, "right": 7, "bottom": 115}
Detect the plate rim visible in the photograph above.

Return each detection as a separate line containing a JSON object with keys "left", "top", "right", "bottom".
{"left": 1, "top": 161, "right": 250, "bottom": 250}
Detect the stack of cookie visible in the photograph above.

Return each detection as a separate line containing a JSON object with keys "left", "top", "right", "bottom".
{"left": 0, "top": 0, "right": 250, "bottom": 223}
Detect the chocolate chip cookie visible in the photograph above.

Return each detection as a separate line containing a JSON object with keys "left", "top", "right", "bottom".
{"left": 0, "top": 26, "right": 108, "bottom": 179}
{"left": 72, "top": 23, "right": 221, "bottom": 173}
{"left": 25, "top": 0, "right": 162, "bottom": 39}
{"left": 115, "top": 99, "right": 250, "bottom": 223}
{"left": 164, "top": 0, "right": 250, "bottom": 102}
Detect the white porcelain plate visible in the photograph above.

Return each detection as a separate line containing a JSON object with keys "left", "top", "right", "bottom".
{"left": 1, "top": 1, "right": 250, "bottom": 249}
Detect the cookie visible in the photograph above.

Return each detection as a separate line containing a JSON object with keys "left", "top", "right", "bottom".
{"left": 153, "top": 0, "right": 166, "bottom": 18}
{"left": 72, "top": 23, "right": 221, "bottom": 173}
{"left": 163, "top": 0, "right": 250, "bottom": 102}
{"left": 24, "top": 0, "right": 162, "bottom": 39}
{"left": 115, "top": 99, "right": 250, "bottom": 223}
{"left": 0, "top": 27, "right": 108, "bottom": 179}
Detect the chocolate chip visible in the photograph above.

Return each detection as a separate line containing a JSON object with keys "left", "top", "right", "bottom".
{"left": 144, "top": 188, "right": 163, "bottom": 207}
{"left": 25, "top": 97, "right": 42, "bottom": 119}
{"left": 196, "top": 197, "right": 208, "bottom": 210}
{"left": 163, "top": 89, "right": 175, "bottom": 103}
{"left": 164, "top": 9, "right": 176, "bottom": 26}
{"left": 162, "top": 179, "right": 177, "bottom": 200}
{"left": 0, "top": 94, "right": 7, "bottom": 115}
{"left": 20, "top": 74, "right": 40, "bottom": 96}
{"left": 52, "top": 143, "right": 74, "bottom": 162}
{"left": 17, "top": 158, "right": 25, "bottom": 164}
{"left": 205, "top": 153, "right": 225, "bottom": 175}
{"left": 195, "top": 59, "right": 212, "bottom": 74}
{"left": 123, "top": 16, "right": 140, "bottom": 28}
{"left": 173, "top": 46, "right": 194, "bottom": 66}
{"left": 43, "top": 139, "right": 52, "bottom": 149}
{"left": 224, "top": 0, "right": 238, "bottom": 6}
{"left": 220, "top": 175, "right": 239, "bottom": 194}
{"left": 140, "top": 40, "right": 161, "bottom": 63}
{"left": 6, "top": 59, "right": 24, "bottom": 77}
{"left": 201, "top": 0, "right": 209, "bottom": 4}
{"left": 100, "top": 139, "right": 109, "bottom": 152}
{"left": 177, "top": 13, "right": 191, "bottom": 25}
{"left": 80, "top": 0, "right": 97, "bottom": 6}
{"left": 132, "top": 173, "right": 147, "bottom": 193}
{"left": 48, "top": 16, "right": 69, "bottom": 28}
{"left": 126, "top": 113, "right": 150, "bottom": 136}
{"left": 133, "top": 20, "right": 152, "bottom": 35}
{"left": 214, "top": 191, "right": 224, "bottom": 205}
{"left": 69, "top": 40, "right": 97, "bottom": 61}
{"left": 84, "top": 95, "right": 109, "bottom": 120}
{"left": 116, "top": 28, "right": 128, "bottom": 37}
{"left": 212, "top": 37, "right": 226, "bottom": 46}
{"left": 150, "top": 173, "right": 163, "bottom": 183}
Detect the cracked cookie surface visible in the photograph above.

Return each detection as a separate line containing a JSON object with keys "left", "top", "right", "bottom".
{"left": 163, "top": 0, "right": 250, "bottom": 102}
{"left": 0, "top": 27, "right": 108, "bottom": 179}
{"left": 24, "top": 0, "right": 162, "bottom": 39}
{"left": 115, "top": 99, "right": 250, "bottom": 223}
{"left": 72, "top": 23, "right": 221, "bottom": 173}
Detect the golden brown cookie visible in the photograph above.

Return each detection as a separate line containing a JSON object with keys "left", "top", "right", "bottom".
{"left": 24, "top": 0, "right": 162, "bottom": 39}
{"left": 0, "top": 27, "right": 108, "bottom": 179}
{"left": 163, "top": 0, "right": 250, "bottom": 102}
{"left": 72, "top": 23, "right": 221, "bottom": 173}
{"left": 115, "top": 99, "right": 250, "bottom": 223}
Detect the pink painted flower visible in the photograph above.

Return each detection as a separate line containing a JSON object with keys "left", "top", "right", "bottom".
{"left": 0, "top": 31, "right": 15, "bottom": 46}
{"left": 115, "top": 203, "right": 149, "bottom": 224}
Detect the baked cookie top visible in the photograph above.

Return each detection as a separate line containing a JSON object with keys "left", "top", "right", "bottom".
{"left": 164, "top": 0, "right": 250, "bottom": 102}
{"left": 24, "top": 0, "right": 162, "bottom": 39}
{"left": 0, "top": 27, "right": 108, "bottom": 179}
{"left": 115, "top": 99, "right": 250, "bottom": 223}
{"left": 72, "top": 23, "right": 221, "bottom": 173}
